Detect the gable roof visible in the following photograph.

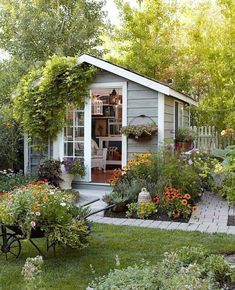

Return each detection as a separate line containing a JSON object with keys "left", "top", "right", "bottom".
{"left": 78, "top": 54, "right": 198, "bottom": 106}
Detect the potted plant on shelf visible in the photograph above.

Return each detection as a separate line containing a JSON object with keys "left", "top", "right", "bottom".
{"left": 121, "top": 123, "right": 157, "bottom": 140}
{"left": 60, "top": 158, "right": 86, "bottom": 190}
{"left": 175, "top": 128, "right": 195, "bottom": 151}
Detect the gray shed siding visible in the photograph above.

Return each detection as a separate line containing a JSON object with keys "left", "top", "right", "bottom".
{"left": 164, "top": 96, "right": 191, "bottom": 143}
{"left": 94, "top": 70, "right": 158, "bottom": 160}
{"left": 164, "top": 96, "right": 174, "bottom": 141}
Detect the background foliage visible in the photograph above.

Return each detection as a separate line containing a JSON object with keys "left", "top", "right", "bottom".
{"left": 105, "top": 0, "right": 235, "bottom": 131}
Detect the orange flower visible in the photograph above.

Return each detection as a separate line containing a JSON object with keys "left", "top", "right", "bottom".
{"left": 33, "top": 205, "right": 41, "bottom": 211}
{"left": 173, "top": 210, "right": 180, "bottom": 218}
{"left": 176, "top": 194, "right": 183, "bottom": 198}
{"left": 192, "top": 206, "right": 197, "bottom": 211}
{"left": 181, "top": 199, "right": 188, "bottom": 206}
{"left": 167, "top": 195, "right": 175, "bottom": 201}
{"left": 184, "top": 194, "right": 191, "bottom": 200}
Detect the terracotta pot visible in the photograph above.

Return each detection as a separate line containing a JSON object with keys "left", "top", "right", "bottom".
{"left": 175, "top": 141, "right": 192, "bottom": 151}
{"left": 59, "top": 165, "right": 74, "bottom": 190}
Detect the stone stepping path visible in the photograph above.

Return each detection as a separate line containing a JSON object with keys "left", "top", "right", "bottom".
{"left": 79, "top": 189, "right": 235, "bottom": 235}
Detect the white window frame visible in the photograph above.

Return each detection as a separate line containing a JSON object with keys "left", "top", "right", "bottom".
{"left": 174, "top": 100, "right": 184, "bottom": 137}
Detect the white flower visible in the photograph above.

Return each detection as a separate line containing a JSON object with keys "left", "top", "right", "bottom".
{"left": 35, "top": 212, "right": 41, "bottom": 216}
{"left": 50, "top": 191, "right": 55, "bottom": 195}
{"left": 188, "top": 159, "right": 193, "bottom": 165}
{"left": 60, "top": 202, "right": 66, "bottom": 207}
{"left": 30, "top": 221, "right": 36, "bottom": 228}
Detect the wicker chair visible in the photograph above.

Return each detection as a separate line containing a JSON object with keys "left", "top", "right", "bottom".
{"left": 91, "top": 140, "right": 107, "bottom": 172}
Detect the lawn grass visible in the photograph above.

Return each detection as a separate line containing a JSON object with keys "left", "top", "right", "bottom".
{"left": 1, "top": 223, "right": 235, "bottom": 290}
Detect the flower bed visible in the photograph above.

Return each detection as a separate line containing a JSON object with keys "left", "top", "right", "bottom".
{"left": 103, "top": 151, "right": 202, "bottom": 222}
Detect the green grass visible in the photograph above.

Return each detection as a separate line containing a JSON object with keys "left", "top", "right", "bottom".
{"left": 1, "top": 223, "right": 235, "bottom": 290}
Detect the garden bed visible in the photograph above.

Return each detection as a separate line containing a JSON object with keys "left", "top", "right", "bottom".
{"left": 104, "top": 208, "right": 190, "bottom": 223}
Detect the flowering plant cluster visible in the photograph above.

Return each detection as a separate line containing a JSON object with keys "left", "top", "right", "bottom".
{"left": 125, "top": 187, "right": 196, "bottom": 220}
{"left": 0, "top": 169, "right": 33, "bottom": 193}
{"left": 108, "top": 153, "right": 152, "bottom": 187}
{"left": 120, "top": 123, "right": 157, "bottom": 139}
{"left": 221, "top": 128, "right": 235, "bottom": 137}
{"left": 175, "top": 128, "right": 195, "bottom": 142}
{"left": 154, "top": 187, "right": 196, "bottom": 219}
{"left": 62, "top": 158, "right": 86, "bottom": 176}
{"left": 21, "top": 255, "right": 43, "bottom": 282}
{"left": 0, "top": 181, "right": 89, "bottom": 248}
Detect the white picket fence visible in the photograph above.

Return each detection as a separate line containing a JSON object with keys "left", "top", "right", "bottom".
{"left": 191, "top": 126, "right": 234, "bottom": 152}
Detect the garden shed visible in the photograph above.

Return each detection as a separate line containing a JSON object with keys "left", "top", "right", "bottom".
{"left": 25, "top": 54, "right": 197, "bottom": 184}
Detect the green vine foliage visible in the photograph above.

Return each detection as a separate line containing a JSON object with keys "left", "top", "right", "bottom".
{"left": 14, "top": 56, "right": 96, "bottom": 151}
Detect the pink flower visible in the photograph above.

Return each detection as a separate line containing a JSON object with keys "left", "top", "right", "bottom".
{"left": 188, "top": 159, "right": 193, "bottom": 165}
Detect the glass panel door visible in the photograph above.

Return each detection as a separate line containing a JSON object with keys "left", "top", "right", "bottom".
{"left": 64, "top": 106, "right": 85, "bottom": 160}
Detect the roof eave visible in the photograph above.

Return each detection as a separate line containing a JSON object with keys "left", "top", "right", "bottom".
{"left": 78, "top": 54, "right": 198, "bottom": 106}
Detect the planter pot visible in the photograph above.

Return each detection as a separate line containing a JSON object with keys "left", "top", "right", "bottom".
{"left": 59, "top": 165, "right": 74, "bottom": 190}
{"left": 111, "top": 202, "right": 128, "bottom": 213}
{"left": 175, "top": 141, "right": 192, "bottom": 151}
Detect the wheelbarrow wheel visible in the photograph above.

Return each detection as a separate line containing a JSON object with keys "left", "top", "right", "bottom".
{"left": 0, "top": 233, "right": 21, "bottom": 260}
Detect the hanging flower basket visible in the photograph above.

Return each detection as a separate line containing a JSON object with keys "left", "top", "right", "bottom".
{"left": 121, "top": 115, "right": 157, "bottom": 141}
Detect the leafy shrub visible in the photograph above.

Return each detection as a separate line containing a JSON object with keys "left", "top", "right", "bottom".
{"left": 189, "top": 152, "right": 220, "bottom": 191}
{"left": 90, "top": 247, "right": 231, "bottom": 290}
{"left": 212, "top": 145, "right": 235, "bottom": 201}
{"left": 126, "top": 202, "right": 156, "bottom": 219}
{"left": 0, "top": 169, "right": 34, "bottom": 192}
{"left": 103, "top": 191, "right": 130, "bottom": 205}
{"left": 202, "top": 254, "right": 232, "bottom": 286}
{"left": 38, "top": 159, "right": 62, "bottom": 187}
{"left": 0, "top": 108, "right": 24, "bottom": 171}
{"left": 90, "top": 262, "right": 158, "bottom": 290}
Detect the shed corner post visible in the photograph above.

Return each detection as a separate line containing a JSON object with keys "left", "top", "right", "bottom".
{"left": 157, "top": 93, "right": 165, "bottom": 147}
{"left": 24, "top": 133, "right": 29, "bottom": 175}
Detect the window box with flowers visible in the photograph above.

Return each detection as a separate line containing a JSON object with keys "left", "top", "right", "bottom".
{"left": 121, "top": 123, "right": 157, "bottom": 141}
{"left": 60, "top": 158, "right": 86, "bottom": 190}
{"left": 175, "top": 128, "right": 196, "bottom": 151}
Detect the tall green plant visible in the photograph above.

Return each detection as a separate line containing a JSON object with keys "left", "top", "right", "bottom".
{"left": 0, "top": 107, "right": 23, "bottom": 170}
{"left": 14, "top": 56, "right": 96, "bottom": 151}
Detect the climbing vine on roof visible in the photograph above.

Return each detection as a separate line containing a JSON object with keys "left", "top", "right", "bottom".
{"left": 14, "top": 56, "right": 96, "bottom": 152}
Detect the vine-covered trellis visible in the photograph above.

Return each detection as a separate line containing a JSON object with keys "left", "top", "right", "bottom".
{"left": 14, "top": 56, "right": 96, "bottom": 151}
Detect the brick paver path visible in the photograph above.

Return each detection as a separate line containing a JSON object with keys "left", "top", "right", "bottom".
{"left": 81, "top": 190, "right": 235, "bottom": 235}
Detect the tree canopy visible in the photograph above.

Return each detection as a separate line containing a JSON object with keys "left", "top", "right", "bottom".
{"left": 0, "top": 0, "right": 105, "bottom": 106}
{"left": 105, "top": 0, "right": 235, "bottom": 131}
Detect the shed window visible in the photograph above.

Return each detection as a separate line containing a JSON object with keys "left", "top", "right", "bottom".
{"left": 174, "top": 101, "right": 184, "bottom": 133}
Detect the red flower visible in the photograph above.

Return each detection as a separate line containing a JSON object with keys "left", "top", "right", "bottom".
{"left": 154, "top": 195, "right": 161, "bottom": 205}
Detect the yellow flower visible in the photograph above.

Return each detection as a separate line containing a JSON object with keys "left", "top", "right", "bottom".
{"left": 214, "top": 163, "right": 224, "bottom": 173}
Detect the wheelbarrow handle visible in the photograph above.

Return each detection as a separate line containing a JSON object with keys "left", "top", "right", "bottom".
{"left": 81, "top": 198, "right": 100, "bottom": 207}
{"left": 84, "top": 204, "right": 115, "bottom": 219}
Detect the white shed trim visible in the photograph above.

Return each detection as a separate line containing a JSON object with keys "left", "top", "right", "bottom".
{"left": 158, "top": 93, "right": 165, "bottom": 146}
{"left": 78, "top": 54, "right": 198, "bottom": 106}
